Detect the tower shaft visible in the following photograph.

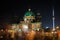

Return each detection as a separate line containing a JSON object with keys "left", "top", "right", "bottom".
{"left": 52, "top": 8, "right": 55, "bottom": 31}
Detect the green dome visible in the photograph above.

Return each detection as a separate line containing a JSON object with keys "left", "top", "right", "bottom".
{"left": 24, "top": 11, "right": 35, "bottom": 16}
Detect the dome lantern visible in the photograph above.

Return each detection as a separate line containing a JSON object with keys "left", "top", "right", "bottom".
{"left": 28, "top": 8, "right": 31, "bottom": 11}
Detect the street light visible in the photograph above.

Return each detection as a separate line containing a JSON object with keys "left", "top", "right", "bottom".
{"left": 56, "top": 26, "right": 59, "bottom": 29}
{"left": 53, "top": 28, "right": 55, "bottom": 31}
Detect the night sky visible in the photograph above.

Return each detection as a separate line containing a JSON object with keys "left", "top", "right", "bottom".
{"left": 0, "top": 0, "right": 60, "bottom": 27}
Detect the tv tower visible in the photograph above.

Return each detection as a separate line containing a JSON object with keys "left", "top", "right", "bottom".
{"left": 52, "top": 8, "right": 55, "bottom": 31}
{"left": 52, "top": 0, "right": 56, "bottom": 31}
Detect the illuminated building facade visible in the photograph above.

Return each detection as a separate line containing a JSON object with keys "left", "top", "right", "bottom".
{"left": 9, "top": 9, "right": 42, "bottom": 32}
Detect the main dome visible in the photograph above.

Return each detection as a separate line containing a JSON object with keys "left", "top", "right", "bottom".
{"left": 24, "top": 9, "right": 35, "bottom": 16}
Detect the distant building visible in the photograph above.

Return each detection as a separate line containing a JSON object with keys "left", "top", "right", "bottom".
{"left": 9, "top": 9, "right": 42, "bottom": 32}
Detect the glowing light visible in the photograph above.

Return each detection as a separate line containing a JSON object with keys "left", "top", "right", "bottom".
{"left": 51, "top": 31, "right": 57, "bottom": 34}
{"left": 24, "top": 18, "right": 27, "bottom": 21}
{"left": 28, "top": 9, "right": 31, "bottom": 11}
{"left": 56, "top": 26, "right": 59, "bottom": 29}
{"left": 55, "top": 31, "right": 57, "bottom": 33}
{"left": 22, "top": 25, "right": 28, "bottom": 32}
{"left": 52, "top": 32, "right": 54, "bottom": 34}
{"left": 23, "top": 25, "right": 28, "bottom": 29}
{"left": 46, "top": 26, "right": 49, "bottom": 29}
{"left": 37, "top": 28, "right": 39, "bottom": 31}
{"left": 18, "top": 29, "right": 21, "bottom": 32}
{"left": 53, "top": 28, "right": 55, "bottom": 31}
{"left": 37, "top": 13, "right": 40, "bottom": 15}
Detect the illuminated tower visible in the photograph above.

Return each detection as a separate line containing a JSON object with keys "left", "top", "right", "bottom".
{"left": 36, "top": 13, "right": 41, "bottom": 22}
{"left": 36, "top": 13, "right": 42, "bottom": 30}
{"left": 52, "top": 8, "right": 55, "bottom": 31}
